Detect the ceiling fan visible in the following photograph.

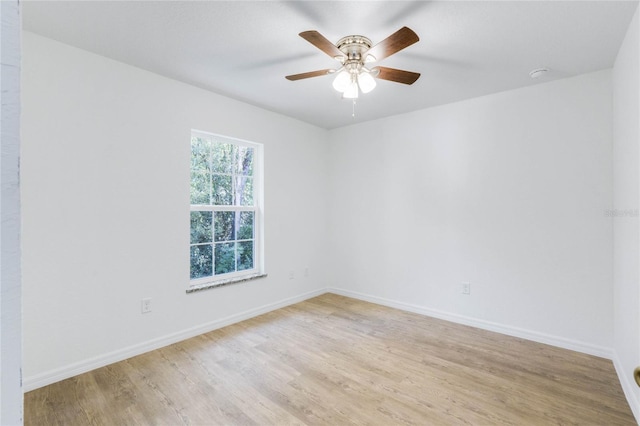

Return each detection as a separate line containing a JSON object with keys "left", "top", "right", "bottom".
{"left": 285, "top": 27, "right": 421, "bottom": 99}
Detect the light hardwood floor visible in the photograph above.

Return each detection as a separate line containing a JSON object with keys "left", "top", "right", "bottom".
{"left": 24, "top": 293, "right": 636, "bottom": 425}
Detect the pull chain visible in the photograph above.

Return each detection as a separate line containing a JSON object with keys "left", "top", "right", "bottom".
{"left": 352, "top": 99, "right": 356, "bottom": 118}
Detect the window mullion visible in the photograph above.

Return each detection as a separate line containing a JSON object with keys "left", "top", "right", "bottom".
{"left": 190, "top": 205, "right": 256, "bottom": 212}
{"left": 208, "top": 138, "right": 213, "bottom": 206}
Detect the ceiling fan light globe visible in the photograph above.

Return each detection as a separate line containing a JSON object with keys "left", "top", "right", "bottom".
{"left": 332, "top": 70, "right": 351, "bottom": 92}
{"left": 358, "top": 72, "right": 377, "bottom": 93}
{"left": 343, "top": 81, "right": 359, "bottom": 99}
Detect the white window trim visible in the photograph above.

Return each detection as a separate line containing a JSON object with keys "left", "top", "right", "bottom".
{"left": 188, "top": 130, "right": 265, "bottom": 292}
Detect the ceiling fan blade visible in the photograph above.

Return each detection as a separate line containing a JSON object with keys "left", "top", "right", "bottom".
{"left": 285, "top": 69, "right": 334, "bottom": 81}
{"left": 299, "top": 30, "right": 344, "bottom": 59}
{"left": 365, "top": 27, "right": 419, "bottom": 62}
{"left": 373, "top": 67, "right": 420, "bottom": 85}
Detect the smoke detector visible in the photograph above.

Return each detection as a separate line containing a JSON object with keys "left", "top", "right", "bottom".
{"left": 529, "top": 68, "right": 549, "bottom": 79}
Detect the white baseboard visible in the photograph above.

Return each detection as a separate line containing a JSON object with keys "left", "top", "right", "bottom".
{"left": 612, "top": 352, "right": 640, "bottom": 423}
{"left": 24, "top": 285, "right": 628, "bottom": 416}
{"left": 23, "top": 288, "right": 326, "bottom": 392}
{"left": 327, "top": 287, "right": 614, "bottom": 359}
{"left": 332, "top": 288, "right": 640, "bottom": 422}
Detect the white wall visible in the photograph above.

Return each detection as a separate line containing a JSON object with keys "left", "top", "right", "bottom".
{"left": 21, "top": 21, "right": 638, "bottom": 418}
{"left": 1, "top": 1, "right": 22, "bottom": 424}
{"left": 328, "top": 70, "right": 614, "bottom": 355}
{"left": 613, "top": 6, "right": 640, "bottom": 420}
{"left": 21, "top": 32, "right": 329, "bottom": 389}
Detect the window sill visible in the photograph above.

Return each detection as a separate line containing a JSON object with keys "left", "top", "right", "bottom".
{"left": 186, "top": 273, "right": 267, "bottom": 294}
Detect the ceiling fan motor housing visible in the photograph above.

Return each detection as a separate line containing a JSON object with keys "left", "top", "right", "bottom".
{"left": 336, "top": 35, "right": 373, "bottom": 64}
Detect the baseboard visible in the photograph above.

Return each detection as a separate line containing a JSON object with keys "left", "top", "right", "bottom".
{"left": 612, "top": 352, "right": 640, "bottom": 423}
{"left": 332, "top": 288, "right": 640, "bottom": 421}
{"left": 22, "top": 288, "right": 326, "bottom": 392}
{"left": 23, "top": 286, "right": 619, "bottom": 393}
{"left": 327, "top": 287, "right": 614, "bottom": 359}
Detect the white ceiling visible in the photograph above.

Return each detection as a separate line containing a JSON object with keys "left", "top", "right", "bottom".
{"left": 22, "top": 1, "right": 638, "bottom": 129}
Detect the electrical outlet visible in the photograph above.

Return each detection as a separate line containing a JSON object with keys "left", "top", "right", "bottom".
{"left": 304, "top": 267, "right": 309, "bottom": 277}
{"left": 461, "top": 282, "right": 471, "bottom": 295}
{"left": 288, "top": 271, "right": 295, "bottom": 280}
{"left": 141, "top": 298, "right": 152, "bottom": 313}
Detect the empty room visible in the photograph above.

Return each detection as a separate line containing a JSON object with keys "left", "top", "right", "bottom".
{"left": 0, "top": 0, "right": 639, "bottom": 424}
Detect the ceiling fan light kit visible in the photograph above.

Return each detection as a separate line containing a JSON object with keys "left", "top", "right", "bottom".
{"left": 342, "top": 80, "right": 359, "bottom": 99}
{"left": 332, "top": 69, "right": 351, "bottom": 92}
{"left": 357, "top": 71, "right": 376, "bottom": 94}
{"left": 286, "top": 27, "right": 421, "bottom": 101}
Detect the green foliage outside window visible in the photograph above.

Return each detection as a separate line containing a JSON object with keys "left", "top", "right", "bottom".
{"left": 190, "top": 135, "right": 256, "bottom": 281}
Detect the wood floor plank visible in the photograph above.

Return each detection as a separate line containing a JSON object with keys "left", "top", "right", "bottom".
{"left": 24, "top": 294, "right": 636, "bottom": 425}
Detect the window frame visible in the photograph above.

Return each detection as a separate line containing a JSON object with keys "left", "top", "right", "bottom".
{"left": 189, "top": 130, "right": 264, "bottom": 290}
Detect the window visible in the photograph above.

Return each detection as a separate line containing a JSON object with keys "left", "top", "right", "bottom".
{"left": 189, "top": 131, "right": 263, "bottom": 288}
